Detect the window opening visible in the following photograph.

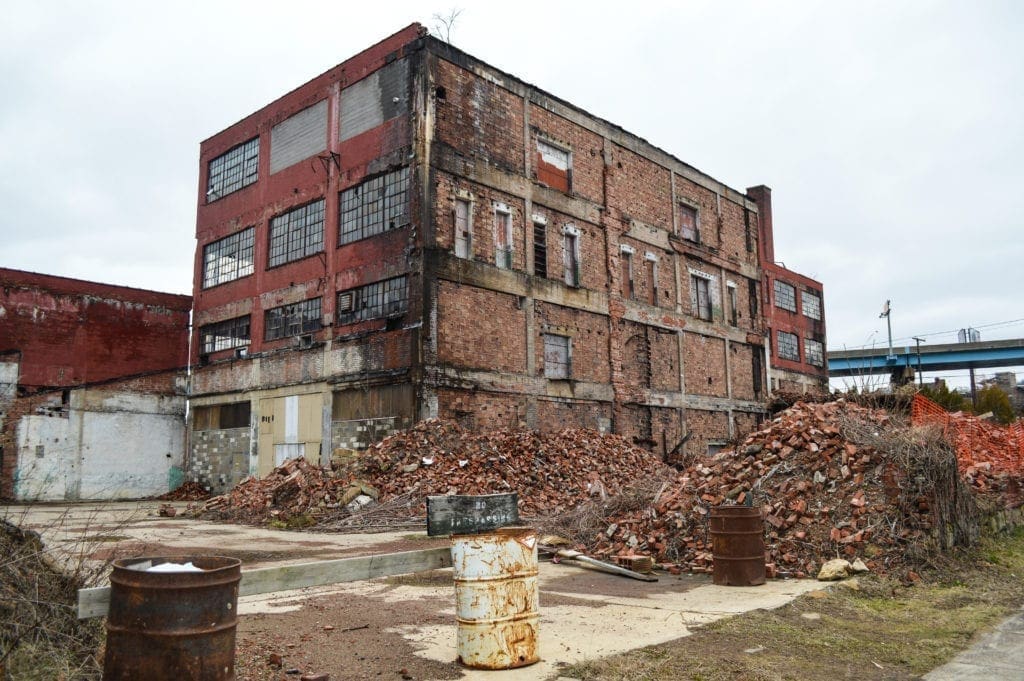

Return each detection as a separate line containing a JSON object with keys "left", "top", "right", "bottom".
{"left": 265, "top": 298, "right": 322, "bottom": 341}
{"left": 728, "top": 283, "right": 739, "bottom": 326}
{"left": 207, "top": 137, "right": 259, "bottom": 201}
{"left": 777, "top": 330, "right": 799, "bottom": 361}
{"left": 268, "top": 199, "right": 325, "bottom": 267}
{"left": 533, "top": 219, "right": 548, "bottom": 278}
{"left": 773, "top": 279, "right": 797, "bottom": 312}
{"left": 494, "top": 203, "right": 513, "bottom": 269}
{"left": 454, "top": 198, "right": 472, "bottom": 259}
{"left": 203, "top": 227, "right": 254, "bottom": 288}
{"left": 339, "top": 167, "right": 410, "bottom": 245}
{"left": 804, "top": 338, "right": 824, "bottom": 367}
{"left": 563, "top": 227, "right": 580, "bottom": 287}
{"left": 336, "top": 276, "right": 408, "bottom": 325}
{"left": 645, "top": 253, "right": 658, "bottom": 305}
{"left": 620, "top": 246, "right": 635, "bottom": 299}
{"left": 802, "top": 290, "right": 822, "bottom": 320}
{"left": 692, "top": 275, "right": 712, "bottom": 320}
{"left": 200, "top": 315, "right": 251, "bottom": 354}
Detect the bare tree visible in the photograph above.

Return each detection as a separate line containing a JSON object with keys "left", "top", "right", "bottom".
{"left": 431, "top": 7, "right": 463, "bottom": 44}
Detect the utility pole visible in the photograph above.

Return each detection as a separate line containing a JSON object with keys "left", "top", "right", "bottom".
{"left": 912, "top": 336, "right": 925, "bottom": 388}
{"left": 879, "top": 300, "right": 894, "bottom": 360}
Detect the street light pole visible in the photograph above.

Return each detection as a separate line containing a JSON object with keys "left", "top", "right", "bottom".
{"left": 880, "top": 300, "right": 894, "bottom": 360}
{"left": 912, "top": 336, "right": 925, "bottom": 388}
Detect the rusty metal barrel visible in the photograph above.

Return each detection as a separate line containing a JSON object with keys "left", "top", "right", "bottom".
{"left": 709, "top": 506, "right": 766, "bottom": 586}
{"left": 103, "top": 555, "right": 242, "bottom": 680}
{"left": 450, "top": 526, "right": 539, "bottom": 669}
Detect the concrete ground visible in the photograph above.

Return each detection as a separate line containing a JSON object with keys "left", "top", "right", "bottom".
{"left": 924, "top": 609, "right": 1024, "bottom": 681}
{"left": 4, "top": 501, "right": 823, "bottom": 679}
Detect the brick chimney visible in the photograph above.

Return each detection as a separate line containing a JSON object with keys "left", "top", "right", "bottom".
{"left": 746, "top": 185, "right": 774, "bottom": 265}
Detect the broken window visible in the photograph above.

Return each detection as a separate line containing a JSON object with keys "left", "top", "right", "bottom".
{"left": 773, "top": 279, "right": 797, "bottom": 312}
{"left": 339, "top": 167, "right": 410, "bottom": 245}
{"left": 264, "top": 298, "right": 322, "bottom": 341}
{"left": 543, "top": 334, "right": 571, "bottom": 379}
{"left": 536, "top": 139, "right": 571, "bottom": 193}
{"left": 494, "top": 203, "right": 513, "bottom": 269}
{"left": 777, "top": 330, "right": 799, "bottom": 361}
{"left": 805, "top": 338, "right": 824, "bottom": 367}
{"left": 454, "top": 198, "right": 472, "bottom": 259}
{"left": 207, "top": 137, "right": 259, "bottom": 201}
{"left": 268, "top": 199, "right": 325, "bottom": 267}
{"left": 533, "top": 217, "right": 548, "bottom": 278}
{"left": 193, "top": 402, "right": 251, "bottom": 430}
{"left": 563, "top": 226, "right": 580, "bottom": 287}
{"left": 203, "top": 227, "right": 254, "bottom": 288}
{"left": 728, "top": 282, "right": 739, "bottom": 326}
{"left": 620, "top": 245, "right": 635, "bottom": 299}
{"left": 678, "top": 203, "right": 699, "bottom": 242}
{"left": 336, "top": 276, "right": 408, "bottom": 325}
{"left": 802, "top": 290, "right": 822, "bottom": 320}
{"left": 691, "top": 274, "right": 712, "bottom": 321}
{"left": 200, "top": 315, "right": 251, "bottom": 354}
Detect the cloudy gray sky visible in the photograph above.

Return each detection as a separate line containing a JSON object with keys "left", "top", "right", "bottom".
{"left": 2, "top": 1, "right": 1021, "bottom": 387}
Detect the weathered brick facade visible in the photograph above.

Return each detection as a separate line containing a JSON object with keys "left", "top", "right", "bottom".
{"left": 189, "top": 24, "right": 825, "bottom": 482}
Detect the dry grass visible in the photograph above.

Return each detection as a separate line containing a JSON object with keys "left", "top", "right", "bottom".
{"left": 560, "top": 525, "right": 1024, "bottom": 681}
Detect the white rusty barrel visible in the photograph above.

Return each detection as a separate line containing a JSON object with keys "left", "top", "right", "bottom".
{"left": 450, "top": 526, "right": 539, "bottom": 669}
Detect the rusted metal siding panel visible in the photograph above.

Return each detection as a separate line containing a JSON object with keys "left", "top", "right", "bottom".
{"left": 269, "top": 99, "right": 328, "bottom": 174}
{"left": 340, "top": 58, "right": 409, "bottom": 141}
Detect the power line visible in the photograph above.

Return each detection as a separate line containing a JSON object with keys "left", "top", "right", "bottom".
{"left": 839, "top": 317, "right": 1024, "bottom": 349}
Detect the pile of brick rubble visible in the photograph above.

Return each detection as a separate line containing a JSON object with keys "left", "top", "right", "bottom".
{"left": 569, "top": 399, "right": 988, "bottom": 577}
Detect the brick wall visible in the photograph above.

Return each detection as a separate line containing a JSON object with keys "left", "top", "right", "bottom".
{"left": 606, "top": 143, "right": 673, "bottom": 230}
{"left": 683, "top": 333, "right": 727, "bottom": 397}
{"left": 437, "top": 388, "right": 526, "bottom": 430}
{"left": 535, "top": 398, "right": 611, "bottom": 433}
{"left": 534, "top": 302, "right": 609, "bottom": 382}
{"left": 437, "top": 282, "right": 527, "bottom": 373}
{"left": 684, "top": 408, "right": 730, "bottom": 458}
{"left": 528, "top": 103, "right": 604, "bottom": 205}
{"left": 190, "top": 427, "right": 251, "bottom": 495}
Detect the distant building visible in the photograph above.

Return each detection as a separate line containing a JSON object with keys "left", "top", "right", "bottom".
{"left": 747, "top": 186, "right": 828, "bottom": 394}
{"left": 0, "top": 268, "right": 191, "bottom": 500}
{"left": 188, "top": 24, "right": 826, "bottom": 491}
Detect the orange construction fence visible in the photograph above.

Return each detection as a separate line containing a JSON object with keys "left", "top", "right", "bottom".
{"left": 911, "top": 393, "right": 1024, "bottom": 474}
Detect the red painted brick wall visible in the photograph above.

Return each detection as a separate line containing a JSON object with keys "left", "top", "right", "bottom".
{"left": 0, "top": 268, "right": 190, "bottom": 390}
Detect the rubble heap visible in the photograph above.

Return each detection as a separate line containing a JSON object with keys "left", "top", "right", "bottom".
{"left": 355, "top": 419, "right": 668, "bottom": 516}
{"left": 561, "top": 399, "right": 978, "bottom": 577}
{"left": 157, "top": 481, "right": 210, "bottom": 502}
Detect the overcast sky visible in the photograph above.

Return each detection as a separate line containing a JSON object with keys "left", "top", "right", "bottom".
{"left": 2, "top": 1, "right": 1021, "bottom": 386}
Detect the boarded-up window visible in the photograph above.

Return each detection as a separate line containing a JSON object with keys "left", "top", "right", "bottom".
{"left": 543, "top": 334, "right": 570, "bottom": 379}
{"left": 679, "top": 204, "right": 699, "bottom": 242}
{"left": 728, "top": 283, "right": 739, "bottom": 326}
{"left": 193, "top": 402, "right": 251, "bottom": 431}
{"left": 621, "top": 249, "right": 634, "bottom": 299}
{"left": 536, "top": 139, "right": 570, "bottom": 192}
{"left": 270, "top": 100, "right": 328, "bottom": 174}
{"left": 339, "top": 58, "right": 409, "bottom": 141}
{"left": 454, "top": 199, "right": 472, "bottom": 258}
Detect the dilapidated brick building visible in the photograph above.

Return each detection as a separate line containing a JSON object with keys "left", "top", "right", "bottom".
{"left": 0, "top": 268, "right": 191, "bottom": 500}
{"left": 190, "top": 24, "right": 823, "bottom": 492}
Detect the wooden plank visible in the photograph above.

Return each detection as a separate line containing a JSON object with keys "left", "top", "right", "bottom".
{"left": 426, "top": 493, "right": 519, "bottom": 536}
{"left": 78, "top": 547, "right": 451, "bottom": 619}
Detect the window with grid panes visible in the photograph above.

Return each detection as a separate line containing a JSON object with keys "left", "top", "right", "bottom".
{"left": 200, "top": 316, "right": 251, "bottom": 353}
{"left": 268, "top": 200, "right": 324, "bottom": 267}
{"left": 339, "top": 168, "right": 410, "bottom": 245}
{"left": 773, "top": 279, "right": 797, "bottom": 312}
{"left": 336, "top": 276, "right": 408, "bottom": 325}
{"left": 802, "top": 290, "right": 822, "bottom": 320}
{"left": 804, "top": 338, "right": 824, "bottom": 367}
{"left": 777, "top": 330, "right": 799, "bottom": 361}
{"left": 264, "top": 298, "right": 322, "bottom": 341}
{"left": 203, "top": 227, "right": 254, "bottom": 288}
{"left": 207, "top": 137, "right": 259, "bottom": 200}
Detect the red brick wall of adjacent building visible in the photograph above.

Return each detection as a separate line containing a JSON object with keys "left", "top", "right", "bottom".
{"left": 0, "top": 268, "right": 190, "bottom": 390}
